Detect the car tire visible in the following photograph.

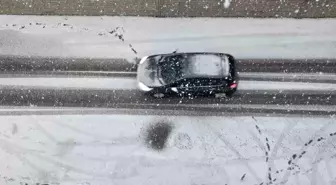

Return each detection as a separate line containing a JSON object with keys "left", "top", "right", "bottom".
{"left": 214, "top": 93, "right": 226, "bottom": 98}
{"left": 225, "top": 90, "right": 235, "bottom": 98}
{"left": 152, "top": 92, "right": 165, "bottom": 98}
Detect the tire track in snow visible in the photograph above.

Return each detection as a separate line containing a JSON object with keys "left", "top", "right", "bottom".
{"left": 0, "top": 137, "right": 112, "bottom": 180}
{"left": 205, "top": 123, "right": 263, "bottom": 183}
{"left": 253, "top": 122, "right": 274, "bottom": 184}
{"left": 2, "top": 21, "right": 138, "bottom": 56}
{"left": 2, "top": 56, "right": 336, "bottom": 73}
{"left": 32, "top": 121, "right": 58, "bottom": 143}
{"left": 250, "top": 117, "right": 326, "bottom": 185}
{"left": 14, "top": 119, "right": 133, "bottom": 182}
{"left": 248, "top": 130, "right": 267, "bottom": 153}
{"left": 252, "top": 117, "right": 298, "bottom": 184}
{"left": 267, "top": 119, "right": 297, "bottom": 184}
{"left": 279, "top": 120, "right": 336, "bottom": 184}
{"left": 0, "top": 137, "right": 64, "bottom": 183}
{"left": 309, "top": 134, "right": 336, "bottom": 185}
{"left": 54, "top": 121, "right": 141, "bottom": 145}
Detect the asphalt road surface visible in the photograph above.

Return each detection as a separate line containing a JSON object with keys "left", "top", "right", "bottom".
{"left": 0, "top": 87, "right": 335, "bottom": 115}
{"left": 2, "top": 71, "right": 335, "bottom": 83}
{"left": 1, "top": 55, "right": 336, "bottom": 73}
{"left": 1, "top": 55, "right": 336, "bottom": 116}
{"left": 0, "top": 105, "right": 335, "bottom": 117}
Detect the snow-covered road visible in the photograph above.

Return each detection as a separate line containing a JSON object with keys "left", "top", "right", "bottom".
{"left": 1, "top": 77, "right": 336, "bottom": 92}
{"left": 0, "top": 113, "right": 335, "bottom": 185}
{"left": 0, "top": 15, "right": 335, "bottom": 59}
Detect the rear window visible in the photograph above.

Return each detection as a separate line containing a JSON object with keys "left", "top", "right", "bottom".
{"left": 185, "top": 54, "right": 229, "bottom": 77}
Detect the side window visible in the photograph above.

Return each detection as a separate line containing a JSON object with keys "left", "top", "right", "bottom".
{"left": 171, "top": 80, "right": 183, "bottom": 88}
{"left": 174, "top": 79, "right": 192, "bottom": 88}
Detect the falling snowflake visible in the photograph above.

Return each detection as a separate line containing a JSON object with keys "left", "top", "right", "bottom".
{"left": 224, "top": 0, "right": 231, "bottom": 8}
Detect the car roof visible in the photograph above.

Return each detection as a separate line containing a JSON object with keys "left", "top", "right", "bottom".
{"left": 152, "top": 52, "right": 231, "bottom": 78}
{"left": 147, "top": 52, "right": 232, "bottom": 58}
{"left": 186, "top": 54, "right": 229, "bottom": 77}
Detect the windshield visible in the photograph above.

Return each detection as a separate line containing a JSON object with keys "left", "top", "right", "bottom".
{"left": 159, "top": 54, "right": 229, "bottom": 85}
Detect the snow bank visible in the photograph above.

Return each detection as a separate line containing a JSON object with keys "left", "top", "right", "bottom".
{"left": 1, "top": 77, "right": 336, "bottom": 92}
{"left": 0, "top": 114, "right": 335, "bottom": 185}
{"left": 0, "top": 15, "right": 335, "bottom": 59}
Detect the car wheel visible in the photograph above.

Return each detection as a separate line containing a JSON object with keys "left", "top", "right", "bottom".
{"left": 225, "top": 90, "right": 235, "bottom": 98}
{"left": 215, "top": 93, "right": 226, "bottom": 98}
{"left": 153, "top": 92, "right": 165, "bottom": 98}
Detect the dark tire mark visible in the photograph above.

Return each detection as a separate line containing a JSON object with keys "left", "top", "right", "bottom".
{"left": 0, "top": 88, "right": 335, "bottom": 108}
{"left": 1, "top": 56, "right": 335, "bottom": 73}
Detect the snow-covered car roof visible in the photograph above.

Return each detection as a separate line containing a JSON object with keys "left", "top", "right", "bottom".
{"left": 184, "top": 54, "right": 230, "bottom": 77}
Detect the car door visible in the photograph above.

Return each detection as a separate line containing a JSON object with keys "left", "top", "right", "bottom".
{"left": 172, "top": 78, "right": 208, "bottom": 95}
{"left": 173, "top": 78, "right": 228, "bottom": 95}
{"left": 168, "top": 79, "right": 192, "bottom": 95}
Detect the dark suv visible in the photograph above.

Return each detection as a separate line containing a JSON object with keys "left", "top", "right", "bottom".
{"left": 136, "top": 52, "right": 238, "bottom": 98}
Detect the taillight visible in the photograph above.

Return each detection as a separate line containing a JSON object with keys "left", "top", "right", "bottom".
{"left": 229, "top": 82, "right": 237, "bottom": 89}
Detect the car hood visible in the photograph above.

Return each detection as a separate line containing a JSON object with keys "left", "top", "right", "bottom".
{"left": 137, "top": 60, "right": 163, "bottom": 87}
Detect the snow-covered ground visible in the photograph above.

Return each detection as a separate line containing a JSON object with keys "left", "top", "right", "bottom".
{"left": 0, "top": 113, "right": 335, "bottom": 185}
{"left": 0, "top": 15, "right": 336, "bottom": 60}
{"left": 1, "top": 77, "right": 336, "bottom": 92}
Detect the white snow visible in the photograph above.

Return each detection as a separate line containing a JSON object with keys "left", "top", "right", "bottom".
{"left": 240, "top": 81, "right": 336, "bottom": 91}
{"left": 0, "top": 15, "right": 336, "bottom": 59}
{"left": 1, "top": 77, "right": 336, "bottom": 92}
{"left": 239, "top": 72, "right": 336, "bottom": 81}
{"left": 224, "top": 0, "right": 231, "bottom": 8}
{"left": 0, "top": 113, "right": 335, "bottom": 185}
{"left": 186, "top": 54, "right": 229, "bottom": 76}
{"left": 130, "top": 103, "right": 336, "bottom": 112}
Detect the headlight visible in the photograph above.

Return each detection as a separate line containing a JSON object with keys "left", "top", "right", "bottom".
{"left": 138, "top": 82, "right": 153, "bottom": 91}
